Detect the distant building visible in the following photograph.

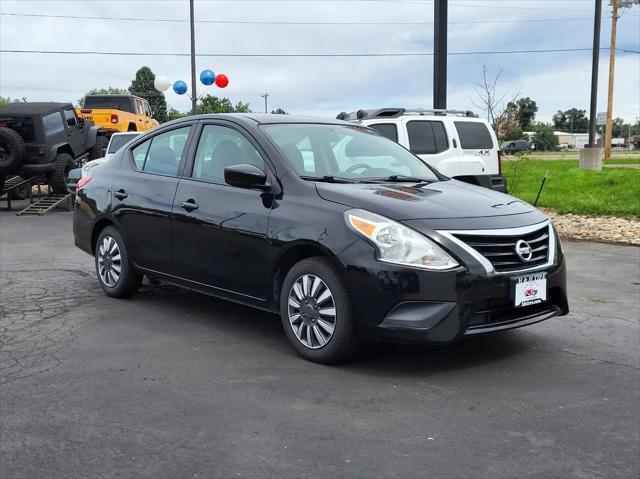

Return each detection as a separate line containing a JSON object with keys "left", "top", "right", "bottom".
{"left": 523, "top": 131, "right": 599, "bottom": 149}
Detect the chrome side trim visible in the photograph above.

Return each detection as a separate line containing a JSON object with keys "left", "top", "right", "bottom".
{"left": 437, "top": 220, "right": 556, "bottom": 276}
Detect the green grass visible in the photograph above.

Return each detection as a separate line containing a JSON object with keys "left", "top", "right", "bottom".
{"left": 604, "top": 158, "right": 640, "bottom": 165}
{"left": 503, "top": 159, "right": 640, "bottom": 217}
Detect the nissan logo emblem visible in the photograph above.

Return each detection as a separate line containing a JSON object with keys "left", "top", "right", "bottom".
{"left": 515, "top": 239, "right": 533, "bottom": 262}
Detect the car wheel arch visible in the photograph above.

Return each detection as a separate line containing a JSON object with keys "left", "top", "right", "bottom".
{"left": 272, "top": 242, "right": 343, "bottom": 310}
{"left": 91, "top": 217, "right": 123, "bottom": 254}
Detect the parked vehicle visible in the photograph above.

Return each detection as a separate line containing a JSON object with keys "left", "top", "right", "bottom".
{"left": 73, "top": 114, "right": 568, "bottom": 363}
{"left": 0, "top": 102, "right": 105, "bottom": 193}
{"left": 81, "top": 132, "right": 141, "bottom": 178}
{"left": 337, "top": 108, "right": 506, "bottom": 192}
{"left": 76, "top": 95, "right": 159, "bottom": 134}
{"left": 501, "top": 139, "right": 531, "bottom": 154}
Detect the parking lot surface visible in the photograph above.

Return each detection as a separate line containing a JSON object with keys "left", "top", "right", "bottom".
{"left": 1, "top": 208, "right": 639, "bottom": 479}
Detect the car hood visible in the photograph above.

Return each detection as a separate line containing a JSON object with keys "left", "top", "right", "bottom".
{"left": 316, "top": 179, "right": 540, "bottom": 221}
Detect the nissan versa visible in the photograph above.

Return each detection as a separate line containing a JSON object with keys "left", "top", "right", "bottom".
{"left": 73, "top": 114, "right": 569, "bottom": 363}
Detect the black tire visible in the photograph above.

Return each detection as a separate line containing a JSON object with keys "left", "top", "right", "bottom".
{"left": 95, "top": 226, "right": 142, "bottom": 298}
{"left": 0, "top": 127, "right": 25, "bottom": 171}
{"left": 89, "top": 135, "right": 105, "bottom": 160}
{"left": 46, "top": 153, "right": 74, "bottom": 194}
{"left": 279, "top": 257, "right": 359, "bottom": 364}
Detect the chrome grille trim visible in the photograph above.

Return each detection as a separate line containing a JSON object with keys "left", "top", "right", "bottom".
{"left": 437, "top": 221, "right": 556, "bottom": 276}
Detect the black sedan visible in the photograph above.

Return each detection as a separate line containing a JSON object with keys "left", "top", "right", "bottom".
{"left": 73, "top": 114, "right": 568, "bottom": 363}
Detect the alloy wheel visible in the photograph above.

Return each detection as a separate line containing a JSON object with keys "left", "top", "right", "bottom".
{"left": 287, "top": 274, "right": 336, "bottom": 349}
{"left": 97, "top": 235, "right": 122, "bottom": 287}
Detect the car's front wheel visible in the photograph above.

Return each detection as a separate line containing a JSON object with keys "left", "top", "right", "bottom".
{"left": 95, "top": 226, "right": 142, "bottom": 298}
{"left": 280, "top": 257, "right": 359, "bottom": 363}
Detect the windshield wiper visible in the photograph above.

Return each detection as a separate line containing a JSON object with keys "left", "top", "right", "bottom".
{"left": 366, "top": 175, "right": 434, "bottom": 183}
{"left": 300, "top": 175, "right": 358, "bottom": 184}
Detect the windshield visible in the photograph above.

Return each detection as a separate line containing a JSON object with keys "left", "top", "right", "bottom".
{"left": 108, "top": 133, "right": 139, "bottom": 153}
{"left": 84, "top": 96, "right": 132, "bottom": 112}
{"left": 261, "top": 124, "right": 440, "bottom": 182}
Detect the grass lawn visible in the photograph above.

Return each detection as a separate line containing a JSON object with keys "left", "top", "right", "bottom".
{"left": 503, "top": 159, "right": 640, "bottom": 217}
{"left": 604, "top": 158, "right": 640, "bottom": 165}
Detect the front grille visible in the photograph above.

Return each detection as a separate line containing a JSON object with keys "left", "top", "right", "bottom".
{"left": 453, "top": 224, "right": 550, "bottom": 273}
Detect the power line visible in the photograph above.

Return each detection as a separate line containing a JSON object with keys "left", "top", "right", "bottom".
{"left": 2, "top": 47, "right": 636, "bottom": 58}
{"left": 0, "top": 11, "right": 600, "bottom": 25}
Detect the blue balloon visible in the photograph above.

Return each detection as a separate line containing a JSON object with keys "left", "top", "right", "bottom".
{"left": 173, "top": 80, "right": 188, "bottom": 95}
{"left": 200, "top": 69, "right": 216, "bottom": 86}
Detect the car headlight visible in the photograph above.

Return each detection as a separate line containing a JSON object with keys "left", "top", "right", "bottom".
{"left": 345, "top": 209, "right": 458, "bottom": 270}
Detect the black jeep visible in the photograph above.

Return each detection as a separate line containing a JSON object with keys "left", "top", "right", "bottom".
{"left": 0, "top": 102, "right": 105, "bottom": 194}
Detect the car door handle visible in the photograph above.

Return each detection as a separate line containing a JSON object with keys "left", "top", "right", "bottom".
{"left": 114, "top": 189, "right": 128, "bottom": 200}
{"left": 180, "top": 200, "right": 199, "bottom": 212}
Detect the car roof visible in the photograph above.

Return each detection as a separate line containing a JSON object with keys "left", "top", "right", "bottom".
{"left": 170, "top": 113, "right": 351, "bottom": 127}
{"left": 0, "top": 102, "right": 71, "bottom": 115}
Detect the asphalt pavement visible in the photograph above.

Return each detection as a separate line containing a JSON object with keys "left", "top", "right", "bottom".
{"left": 1, "top": 207, "right": 638, "bottom": 479}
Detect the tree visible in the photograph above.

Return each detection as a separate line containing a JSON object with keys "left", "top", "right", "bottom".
{"left": 471, "top": 65, "right": 527, "bottom": 142}
{"left": 78, "top": 87, "right": 128, "bottom": 107}
{"left": 531, "top": 124, "right": 559, "bottom": 151}
{"left": 167, "top": 108, "right": 186, "bottom": 121}
{"left": 271, "top": 108, "right": 288, "bottom": 115}
{"left": 611, "top": 117, "right": 625, "bottom": 138}
{"left": 0, "top": 96, "right": 26, "bottom": 105}
{"left": 552, "top": 108, "right": 588, "bottom": 132}
{"left": 515, "top": 97, "right": 537, "bottom": 130}
{"left": 198, "top": 95, "right": 251, "bottom": 114}
{"left": 129, "top": 66, "right": 168, "bottom": 123}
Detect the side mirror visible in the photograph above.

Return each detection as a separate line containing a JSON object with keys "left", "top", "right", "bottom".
{"left": 78, "top": 117, "right": 85, "bottom": 127}
{"left": 224, "top": 164, "right": 269, "bottom": 190}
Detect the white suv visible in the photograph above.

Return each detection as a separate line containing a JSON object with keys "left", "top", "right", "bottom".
{"left": 337, "top": 108, "right": 506, "bottom": 192}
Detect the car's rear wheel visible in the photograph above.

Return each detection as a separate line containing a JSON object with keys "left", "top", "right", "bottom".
{"left": 95, "top": 226, "right": 142, "bottom": 298}
{"left": 47, "top": 153, "right": 74, "bottom": 194}
{"left": 280, "top": 257, "right": 359, "bottom": 363}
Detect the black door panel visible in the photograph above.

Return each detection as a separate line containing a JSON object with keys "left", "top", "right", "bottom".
{"left": 171, "top": 180, "right": 271, "bottom": 300}
{"left": 112, "top": 172, "right": 179, "bottom": 272}
{"left": 111, "top": 124, "right": 194, "bottom": 272}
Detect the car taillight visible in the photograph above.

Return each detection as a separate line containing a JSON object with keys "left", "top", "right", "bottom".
{"left": 498, "top": 150, "right": 503, "bottom": 175}
{"left": 111, "top": 114, "right": 119, "bottom": 124}
{"left": 76, "top": 175, "right": 92, "bottom": 192}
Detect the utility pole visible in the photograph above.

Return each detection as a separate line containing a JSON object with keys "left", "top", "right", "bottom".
{"left": 261, "top": 93, "right": 269, "bottom": 114}
{"left": 189, "top": 0, "right": 197, "bottom": 115}
{"left": 604, "top": 0, "right": 619, "bottom": 159}
{"left": 433, "top": 0, "right": 448, "bottom": 109}
{"left": 587, "top": 0, "right": 603, "bottom": 149}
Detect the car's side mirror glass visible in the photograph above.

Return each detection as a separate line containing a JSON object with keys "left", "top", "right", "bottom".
{"left": 224, "top": 164, "right": 268, "bottom": 190}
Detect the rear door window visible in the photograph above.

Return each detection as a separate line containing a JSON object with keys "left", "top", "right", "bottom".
{"left": 406, "top": 121, "right": 448, "bottom": 154}
{"left": 42, "top": 112, "right": 65, "bottom": 135}
{"left": 454, "top": 121, "right": 494, "bottom": 149}
{"left": 368, "top": 123, "right": 398, "bottom": 142}
{"left": 130, "top": 126, "right": 191, "bottom": 176}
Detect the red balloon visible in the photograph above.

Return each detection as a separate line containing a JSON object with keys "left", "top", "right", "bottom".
{"left": 215, "top": 74, "right": 229, "bottom": 88}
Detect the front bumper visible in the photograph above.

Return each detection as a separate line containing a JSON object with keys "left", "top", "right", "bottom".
{"left": 337, "top": 239, "right": 568, "bottom": 344}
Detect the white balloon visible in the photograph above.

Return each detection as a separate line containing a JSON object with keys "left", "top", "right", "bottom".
{"left": 154, "top": 76, "right": 171, "bottom": 92}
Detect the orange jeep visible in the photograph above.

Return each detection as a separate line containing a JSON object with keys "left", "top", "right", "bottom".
{"left": 77, "top": 95, "right": 159, "bottom": 133}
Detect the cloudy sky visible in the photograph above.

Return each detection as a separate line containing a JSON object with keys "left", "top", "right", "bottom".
{"left": 1, "top": 0, "right": 639, "bottom": 123}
